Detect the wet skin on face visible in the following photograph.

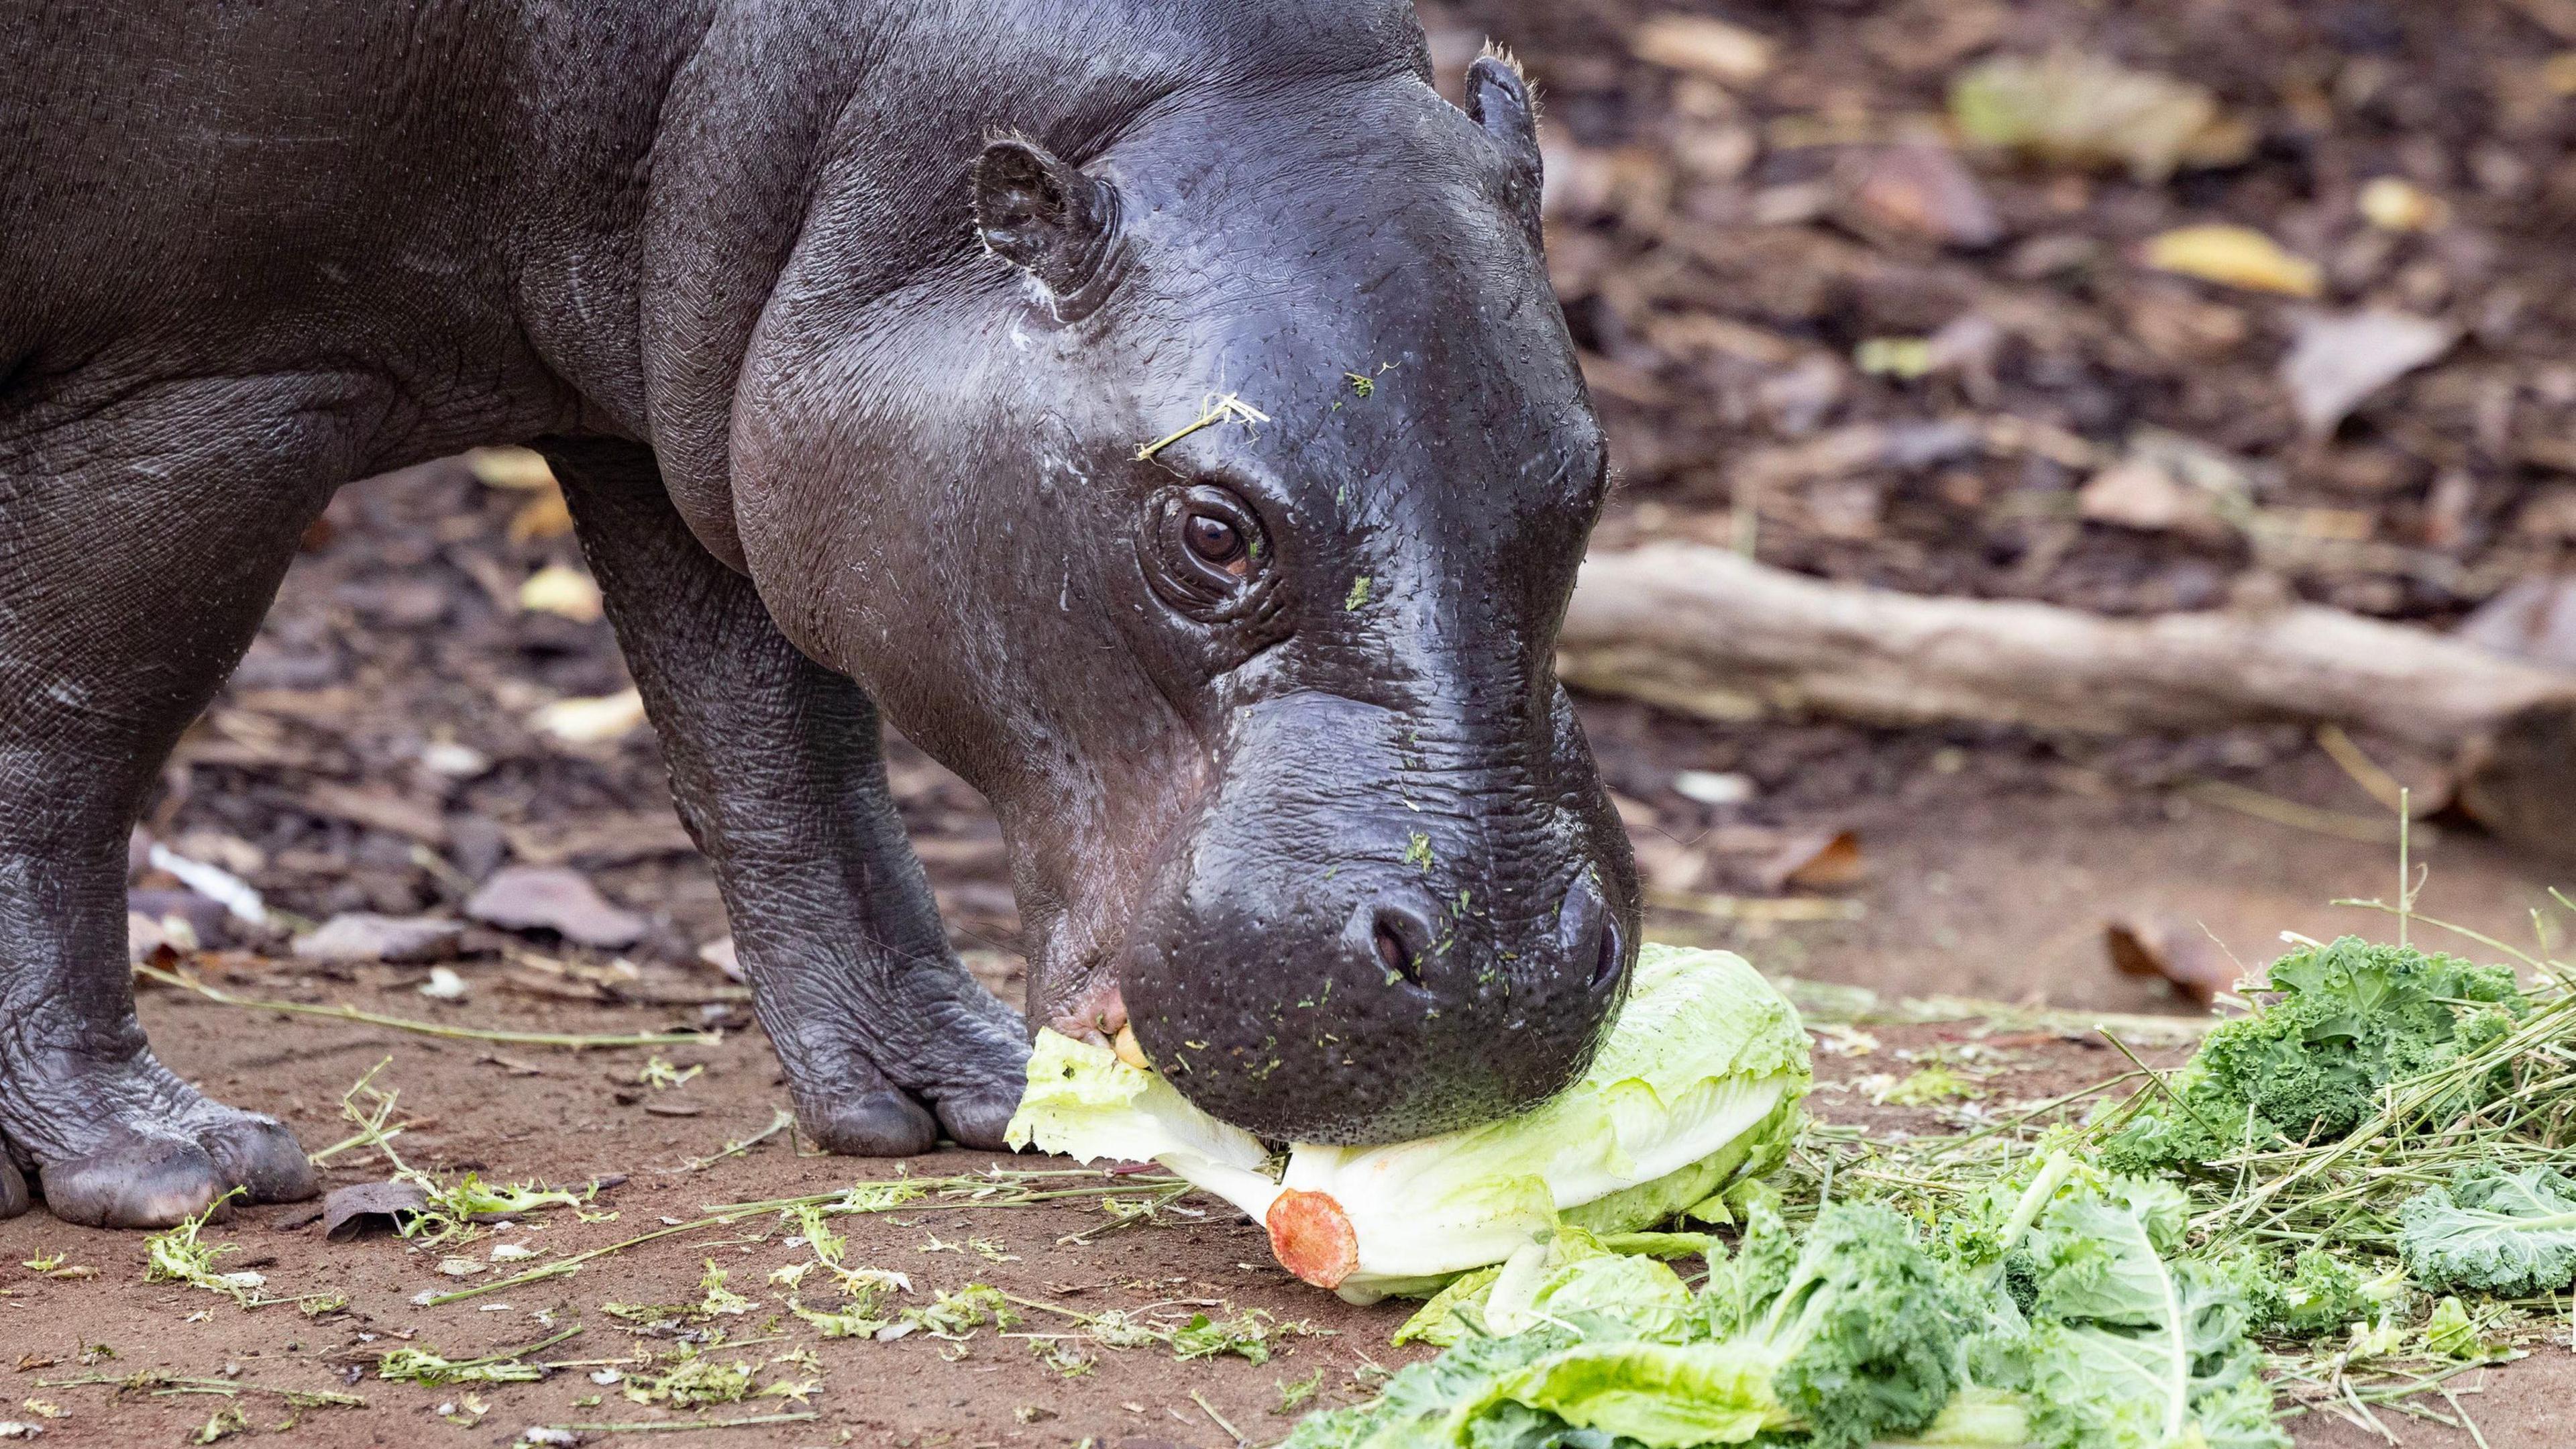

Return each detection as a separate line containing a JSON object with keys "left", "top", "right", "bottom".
{"left": 736, "top": 58, "right": 1640, "bottom": 1142}
{"left": 0, "top": 0, "right": 1632, "bottom": 1229}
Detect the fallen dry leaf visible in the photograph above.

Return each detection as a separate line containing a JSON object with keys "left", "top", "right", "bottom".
{"left": 465, "top": 865, "right": 648, "bottom": 950}
{"left": 301, "top": 781, "right": 449, "bottom": 845}
{"left": 1631, "top": 13, "right": 1773, "bottom": 86}
{"left": 1949, "top": 49, "right": 2251, "bottom": 182}
{"left": 2078, "top": 460, "right": 2233, "bottom": 543}
{"left": 464, "top": 446, "right": 555, "bottom": 490}
{"left": 2546, "top": 50, "right": 2576, "bottom": 95}
{"left": 2357, "top": 176, "right": 2449, "bottom": 233}
{"left": 501, "top": 809, "right": 697, "bottom": 867}
{"left": 696, "top": 936, "right": 745, "bottom": 982}
{"left": 1757, "top": 829, "right": 1865, "bottom": 893}
{"left": 323, "top": 1180, "right": 432, "bottom": 1242}
{"left": 1836, "top": 144, "right": 2003, "bottom": 250}
{"left": 292, "top": 913, "right": 465, "bottom": 966}
{"left": 529, "top": 688, "right": 648, "bottom": 747}
{"left": 518, "top": 564, "right": 604, "bottom": 624}
{"left": 2457, "top": 574, "right": 2576, "bottom": 672}
{"left": 507, "top": 489, "right": 576, "bottom": 544}
{"left": 1672, "top": 769, "right": 1756, "bottom": 806}
{"left": 2104, "top": 916, "right": 2239, "bottom": 1006}
{"left": 2280, "top": 309, "right": 2457, "bottom": 437}
{"left": 2143, "top": 224, "right": 2321, "bottom": 298}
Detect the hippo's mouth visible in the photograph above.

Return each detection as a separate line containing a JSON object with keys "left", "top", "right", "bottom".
{"left": 1018, "top": 690, "right": 1637, "bottom": 1147}
{"left": 1046, "top": 977, "right": 1138, "bottom": 1060}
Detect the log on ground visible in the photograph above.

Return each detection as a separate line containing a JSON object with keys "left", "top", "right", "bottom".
{"left": 1559, "top": 542, "right": 2576, "bottom": 857}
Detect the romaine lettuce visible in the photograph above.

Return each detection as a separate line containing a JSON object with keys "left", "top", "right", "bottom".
{"left": 1008, "top": 945, "right": 1811, "bottom": 1302}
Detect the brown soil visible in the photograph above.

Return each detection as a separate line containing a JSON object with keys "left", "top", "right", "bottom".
{"left": 3, "top": 928, "right": 2557, "bottom": 1448}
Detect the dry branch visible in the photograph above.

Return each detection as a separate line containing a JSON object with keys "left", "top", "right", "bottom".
{"left": 1559, "top": 543, "right": 2576, "bottom": 857}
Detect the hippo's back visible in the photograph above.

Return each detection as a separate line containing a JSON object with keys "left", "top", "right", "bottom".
{"left": 0, "top": 0, "right": 1434, "bottom": 428}
{"left": 0, "top": 0, "right": 684, "bottom": 417}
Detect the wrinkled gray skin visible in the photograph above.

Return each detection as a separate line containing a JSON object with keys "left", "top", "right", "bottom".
{"left": 0, "top": 0, "right": 1638, "bottom": 1228}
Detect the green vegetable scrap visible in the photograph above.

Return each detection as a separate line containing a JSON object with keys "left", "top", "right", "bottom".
{"left": 1286, "top": 1201, "right": 1968, "bottom": 1449}
{"left": 1009, "top": 946, "right": 1810, "bottom": 1303}
{"left": 900, "top": 1283, "right": 1019, "bottom": 1339}
{"left": 2219, "top": 1247, "right": 2408, "bottom": 1338}
{"left": 1170, "top": 1308, "right": 1292, "bottom": 1364}
{"left": 2101, "top": 936, "right": 2522, "bottom": 1175}
{"left": 378, "top": 1327, "right": 581, "bottom": 1387}
{"left": 2420, "top": 1295, "right": 2496, "bottom": 1359}
{"left": 1278, "top": 1367, "right": 1328, "bottom": 1413}
{"left": 2001, "top": 1177, "right": 2286, "bottom": 1449}
{"left": 1299, "top": 1156, "right": 2294, "bottom": 1449}
{"left": 619, "top": 1344, "right": 757, "bottom": 1407}
{"left": 604, "top": 1260, "right": 760, "bottom": 1328}
{"left": 2398, "top": 1165, "right": 2576, "bottom": 1297}
{"left": 144, "top": 1193, "right": 263, "bottom": 1304}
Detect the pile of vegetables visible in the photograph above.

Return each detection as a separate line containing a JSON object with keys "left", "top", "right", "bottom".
{"left": 1813, "top": 927, "right": 2576, "bottom": 1434}
{"left": 1012, "top": 922, "right": 2576, "bottom": 1443}
{"left": 1291, "top": 1159, "right": 2288, "bottom": 1449}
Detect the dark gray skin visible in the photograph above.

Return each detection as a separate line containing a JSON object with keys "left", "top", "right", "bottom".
{"left": 0, "top": 0, "right": 1638, "bottom": 1228}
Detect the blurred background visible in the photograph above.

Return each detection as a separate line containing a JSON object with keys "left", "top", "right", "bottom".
{"left": 135, "top": 0, "right": 2576, "bottom": 1020}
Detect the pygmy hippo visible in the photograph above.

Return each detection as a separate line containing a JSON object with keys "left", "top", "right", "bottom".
{"left": 0, "top": 0, "right": 1639, "bottom": 1228}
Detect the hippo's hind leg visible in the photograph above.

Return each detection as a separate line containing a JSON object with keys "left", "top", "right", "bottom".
{"left": 546, "top": 440, "right": 1030, "bottom": 1155}
{"left": 0, "top": 376, "right": 350, "bottom": 1225}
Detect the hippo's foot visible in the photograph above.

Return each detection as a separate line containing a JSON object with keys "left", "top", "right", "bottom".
{"left": 782, "top": 1025, "right": 1030, "bottom": 1158}
{"left": 2, "top": 1052, "right": 315, "bottom": 1228}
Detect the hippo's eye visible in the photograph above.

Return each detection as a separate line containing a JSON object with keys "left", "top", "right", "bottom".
{"left": 1142, "top": 484, "right": 1270, "bottom": 619}
{"left": 1184, "top": 513, "right": 1249, "bottom": 576}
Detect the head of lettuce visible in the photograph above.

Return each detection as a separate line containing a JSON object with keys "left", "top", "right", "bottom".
{"left": 1008, "top": 945, "right": 1812, "bottom": 1302}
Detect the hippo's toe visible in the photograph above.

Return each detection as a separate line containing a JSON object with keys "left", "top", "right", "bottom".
{"left": 932, "top": 1082, "right": 1021, "bottom": 1152}
{"left": 198, "top": 1114, "right": 319, "bottom": 1205}
{"left": 0, "top": 1154, "right": 29, "bottom": 1220}
{"left": 40, "top": 1135, "right": 233, "bottom": 1228}
{"left": 798, "top": 1088, "right": 940, "bottom": 1157}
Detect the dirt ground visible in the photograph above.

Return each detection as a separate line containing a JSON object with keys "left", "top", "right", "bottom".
{"left": 1, "top": 937, "right": 2558, "bottom": 1448}
{"left": 17, "top": 0, "right": 2576, "bottom": 1442}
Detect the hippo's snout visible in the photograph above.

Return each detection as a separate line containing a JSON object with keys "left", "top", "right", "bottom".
{"left": 1118, "top": 692, "right": 1636, "bottom": 1145}
{"left": 1354, "top": 869, "right": 1623, "bottom": 1000}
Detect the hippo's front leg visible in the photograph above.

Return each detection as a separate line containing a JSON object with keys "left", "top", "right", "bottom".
{"left": 547, "top": 441, "right": 1030, "bottom": 1154}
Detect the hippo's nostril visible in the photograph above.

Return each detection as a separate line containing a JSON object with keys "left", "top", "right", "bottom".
{"left": 1558, "top": 875, "right": 1625, "bottom": 994}
{"left": 1591, "top": 906, "right": 1626, "bottom": 991}
{"left": 1372, "top": 911, "right": 1421, "bottom": 985}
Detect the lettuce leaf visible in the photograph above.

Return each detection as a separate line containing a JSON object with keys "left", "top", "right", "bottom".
{"left": 2015, "top": 1180, "right": 2288, "bottom": 1449}
{"left": 1008, "top": 947, "right": 1811, "bottom": 1302}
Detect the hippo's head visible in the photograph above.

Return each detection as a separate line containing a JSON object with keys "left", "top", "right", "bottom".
{"left": 713, "top": 12, "right": 1635, "bottom": 1142}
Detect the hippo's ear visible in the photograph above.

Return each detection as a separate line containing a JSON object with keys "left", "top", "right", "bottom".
{"left": 973, "top": 138, "right": 1121, "bottom": 304}
{"left": 1464, "top": 51, "right": 1544, "bottom": 234}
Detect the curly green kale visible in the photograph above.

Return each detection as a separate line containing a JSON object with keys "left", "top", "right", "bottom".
{"left": 2215, "top": 1248, "right": 2410, "bottom": 1338}
{"left": 2101, "top": 938, "right": 2522, "bottom": 1175}
{"left": 2398, "top": 1165, "right": 2576, "bottom": 1297}
{"left": 1690, "top": 1202, "right": 1966, "bottom": 1448}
